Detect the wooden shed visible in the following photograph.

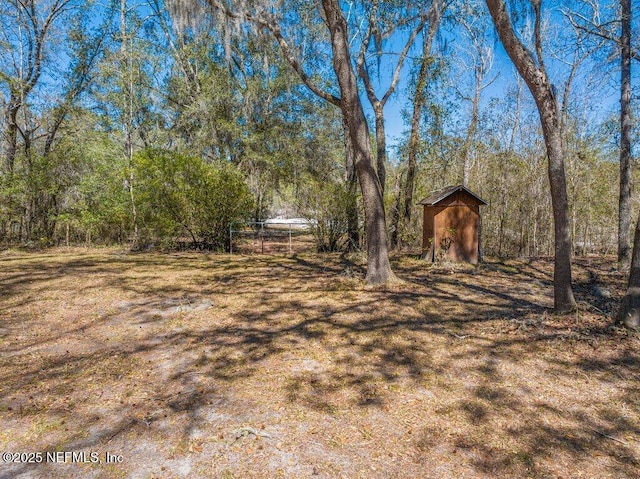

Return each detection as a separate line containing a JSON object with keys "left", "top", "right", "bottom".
{"left": 419, "top": 185, "right": 487, "bottom": 264}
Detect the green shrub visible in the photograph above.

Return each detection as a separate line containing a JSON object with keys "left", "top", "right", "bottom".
{"left": 298, "top": 178, "right": 353, "bottom": 252}
{"left": 135, "top": 149, "right": 254, "bottom": 250}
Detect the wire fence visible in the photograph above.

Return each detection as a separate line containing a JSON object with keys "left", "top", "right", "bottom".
{"left": 229, "top": 221, "right": 316, "bottom": 254}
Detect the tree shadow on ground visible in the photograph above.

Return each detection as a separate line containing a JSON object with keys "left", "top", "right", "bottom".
{"left": 0, "top": 252, "right": 638, "bottom": 478}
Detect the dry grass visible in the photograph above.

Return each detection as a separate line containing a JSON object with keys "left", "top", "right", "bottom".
{"left": 0, "top": 248, "right": 638, "bottom": 479}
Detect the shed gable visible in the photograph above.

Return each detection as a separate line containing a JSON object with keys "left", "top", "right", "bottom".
{"left": 418, "top": 185, "right": 487, "bottom": 207}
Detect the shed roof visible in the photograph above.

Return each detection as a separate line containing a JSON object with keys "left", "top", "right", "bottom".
{"left": 418, "top": 185, "right": 487, "bottom": 206}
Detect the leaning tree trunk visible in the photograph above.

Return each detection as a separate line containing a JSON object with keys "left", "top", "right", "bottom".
{"left": 618, "top": 212, "right": 640, "bottom": 329}
{"left": 618, "top": 0, "right": 632, "bottom": 269}
{"left": 486, "top": 0, "right": 576, "bottom": 313}
{"left": 323, "top": 0, "right": 395, "bottom": 285}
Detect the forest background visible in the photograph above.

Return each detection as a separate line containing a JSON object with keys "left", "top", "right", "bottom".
{"left": 0, "top": 0, "right": 637, "bottom": 268}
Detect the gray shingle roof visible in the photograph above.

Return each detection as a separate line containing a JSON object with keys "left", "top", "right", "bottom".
{"left": 418, "top": 185, "right": 487, "bottom": 206}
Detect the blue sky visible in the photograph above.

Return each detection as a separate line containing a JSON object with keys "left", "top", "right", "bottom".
{"left": 355, "top": 0, "right": 627, "bottom": 154}
{"left": 1, "top": 0, "right": 628, "bottom": 157}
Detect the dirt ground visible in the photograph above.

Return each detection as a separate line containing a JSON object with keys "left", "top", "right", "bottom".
{"left": 0, "top": 249, "right": 638, "bottom": 479}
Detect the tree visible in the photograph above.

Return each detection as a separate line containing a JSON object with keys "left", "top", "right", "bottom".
{"left": 160, "top": 7, "right": 338, "bottom": 224}
{"left": 298, "top": 174, "right": 352, "bottom": 253}
{"left": 0, "top": 0, "right": 108, "bottom": 244}
{"left": 617, "top": 213, "right": 640, "bottom": 329}
{"left": 618, "top": 0, "right": 632, "bottom": 269}
{"left": 0, "top": 0, "right": 73, "bottom": 174}
{"left": 185, "top": 0, "right": 396, "bottom": 284}
{"left": 356, "top": 3, "right": 430, "bottom": 197}
{"left": 390, "top": 0, "right": 445, "bottom": 249}
{"left": 343, "top": 118, "right": 360, "bottom": 251}
{"left": 121, "top": 0, "right": 139, "bottom": 245}
{"left": 566, "top": 0, "right": 634, "bottom": 268}
{"left": 92, "top": 0, "right": 168, "bottom": 246}
{"left": 486, "top": 0, "right": 577, "bottom": 313}
{"left": 322, "top": 0, "right": 395, "bottom": 284}
{"left": 455, "top": 3, "right": 497, "bottom": 186}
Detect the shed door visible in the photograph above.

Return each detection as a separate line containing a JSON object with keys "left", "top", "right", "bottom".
{"left": 435, "top": 206, "right": 479, "bottom": 263}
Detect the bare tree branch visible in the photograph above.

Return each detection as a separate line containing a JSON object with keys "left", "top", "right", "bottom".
{"left": 566, "top": 8, "right": 640, "bottom": 62}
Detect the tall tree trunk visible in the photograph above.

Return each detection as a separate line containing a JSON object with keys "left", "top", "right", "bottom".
{"left": 497, "top": 82, "right": 521, "bottom": 257}
{"left": 357, "top": 8, "right": 428, "bottom": 199}
{"left": 618, "top": 0, "right": 632, "bottom": 269}
{"left": 618, "top": 212, "right": 640, "bottom": 329}
{"left": 486, "top": 0, "right": 576, "bottom": 313}
{"left": 461, "top": 68, "right": 482, "bottom": 186}
{"left": 399, "top": 7, "right": 442, "bottom": 247}
{"left": 234, "top": 0, "right": 395, "bottom": 281}
{"left": 343, "top": 119, "right": 360, "bottom": 251}
{"left": 373, "top": 105, "right": 387, "bottom": 196}
{"left": 389, "top": 169, "right": 404, "bottom": 249}
{"left": 323, "top": 0, "right": 395, "bottom": 285}
{"left": 403, "top": 51, "right": 428, "bottom": 226}
{"left": 542, "top": 116, "right": 576, "bottom": 312}
{"left": 4, "top": 101, "right": 19, "bottom": 174}
{"left": 399, "top": 51, "right": 430, "bottom": 250}
{"left": 121, "top": 0, "right": 138, "bottom": 247}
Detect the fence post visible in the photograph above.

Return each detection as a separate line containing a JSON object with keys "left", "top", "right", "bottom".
{"left": 289, "top": 224, "right": 292, "bottom": 253}
{"left": 229, "top": 223, "right": 233, "bottom": 254}
{"left": 261, "top": 222, "right": 264, "bottom": 254}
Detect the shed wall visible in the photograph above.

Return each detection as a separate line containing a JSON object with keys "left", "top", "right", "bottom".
{"left": 422, "top": 205, "right": 480, "bottom": 263}
{"left": 436, "top": 205, "right": 479, "bottom": 263}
